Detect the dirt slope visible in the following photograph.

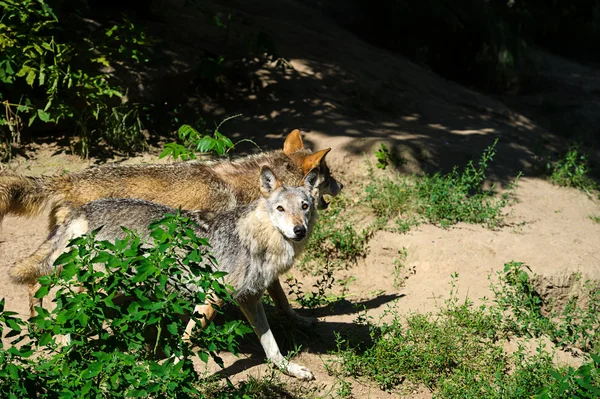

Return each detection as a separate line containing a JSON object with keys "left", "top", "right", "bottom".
{"left": 1, "top": 0, "right": 600, "bottom": 397}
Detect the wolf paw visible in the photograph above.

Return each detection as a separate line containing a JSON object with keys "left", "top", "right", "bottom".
{"left": 284, "top": 362, "right": 314, "bottom": 381}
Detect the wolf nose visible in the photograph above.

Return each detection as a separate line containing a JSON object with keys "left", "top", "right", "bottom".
{"left": 293, "top": 225, "right": 306, "bottom": 238}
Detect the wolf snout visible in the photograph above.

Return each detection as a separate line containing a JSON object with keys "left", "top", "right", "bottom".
{"left": 293, "top": 225, "right": 306, "bottom": 240}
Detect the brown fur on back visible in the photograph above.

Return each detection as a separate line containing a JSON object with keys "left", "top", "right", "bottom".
{"left": 50, "top": 149, "right": 308, "bottom": 212}
{"left": 0, "top": 149, "right": 309, "bottom": 230}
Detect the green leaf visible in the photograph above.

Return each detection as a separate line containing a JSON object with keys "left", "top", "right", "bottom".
{"left": 7, "top": 364, "right": 18, "bottom": 380}
{"left": 34, "top": 285, "right": 50, "bottom": 299}
{"left": 167, "top": 322, "right": 178, "bottom": 335}
{"left": 177, "top": 124, "right": 198, "bottom": 139}
{"left": 37, "top": 109, "right": 51, "bottom": 122}
{"left": 82, "top": 362, "right": 103, "bottom": 379}
{"left": 81, "top": 380, "right": 93, "bottom": 395}
{"left": 39, "top": 332, "right": 53, "bottom": 346}
{"left": 26, "top": 69, "right": 36, "bottom": 86}
{"left": 4, "top": 61, "right": 14, "bottom": 75}
{"left": 196, "top": 136, "right": 215, "bottom": 153}
{"left": 198, "top": 350, "right": 209, "bottom": 363}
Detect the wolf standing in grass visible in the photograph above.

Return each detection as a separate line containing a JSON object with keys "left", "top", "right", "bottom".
{"left": 1, "top": 129, "right": 343, "bottom": 318}
{"left": 21, "top": 166, "right": 320, "bottom": 380}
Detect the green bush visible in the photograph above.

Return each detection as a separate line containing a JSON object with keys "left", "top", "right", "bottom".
{"left": 0, "top": 0, "right": 150, "bottom": 158}
{"left": 0, "top": 212, "right": 250, "bottom": 398}
{"left": 534, "top": 354, "right": 600, "bottom": 399}
{"left": 547, "top": 146, "right": 598, "bottom": 194}
{"left": 492, "top": 261, "right": 600, "bottom": 352}
{"left": 331, "top": 272, "right": 600, "bottom": 398}
{"left": 160, "top": 114, "right": 259, "bottom": 161}
{"left": 366, "top": 139, "right": 518, "bottom": 229}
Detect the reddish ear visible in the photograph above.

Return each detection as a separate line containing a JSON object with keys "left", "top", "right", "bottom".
{"left": 302, "top": 148, "right": 331, "bottom": 174}
{"left": 283, "top": 129, "right": 304, "bottom": 155}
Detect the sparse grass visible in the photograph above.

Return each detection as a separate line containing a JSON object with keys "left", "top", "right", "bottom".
{"left": 492, "top": 262, "right": 600, "bottom": 352}
{"left": 589, "top": 215, "right": 600, "bottom": 224}
{"left": 298, "top": 195, "right": 372, "bottom": 273}
{"left": 547, "top": 146, "right": 598, "bottom": 195}
{"left": 392, "top": 247, "right": 409, "bottom": 288}
{"left": 329, "top": 272, "right": 600, "bottom": 398}
{"left": 198, "top": 369, "right": 319, "bottom": 398}
{"left": 285, "top": 263, "right": 337, "bottom": 309}
{"left": 300, "top": 141, "right": 518, "bottom": 279}
{"left": 366, "top": 139, "right": 519, "bottom": 230}
{"left": 374, "top": 143, "right": 404, "bottom": 170}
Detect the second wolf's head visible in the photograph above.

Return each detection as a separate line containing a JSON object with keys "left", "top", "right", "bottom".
{"left": 259, "top": 165, "right": 318, "bottom": 242}
{"left": 283, "top": 130, "right": 343, "bottom": 210}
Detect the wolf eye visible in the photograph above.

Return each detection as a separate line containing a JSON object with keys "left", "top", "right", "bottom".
{"left": 277, "top": 206, "right": 285, "bottom": 212}
{"left": 302, "top": 203, "right": 308, "bottom": 210}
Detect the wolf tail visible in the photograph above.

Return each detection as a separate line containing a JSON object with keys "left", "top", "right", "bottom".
{"left": 0, "top": 173, "right": 50, "bottom": 223}
{"left": 9, "top": 241, "right": 53, "bottom": 284}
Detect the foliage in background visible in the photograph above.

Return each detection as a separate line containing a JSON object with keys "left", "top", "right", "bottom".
{"left": 366, "top": 139, "right": 519, "bottom": 230}
{"left": 160, "top": 114, "right": 259, "bottom": 161}
{"left": 547, "top": 146, "right": 598, "bottom": 195}
{"left": 345, "top": 0, "right": 600, "bottom": 93}
{"left": 0, "top": 0, "right": 152, "bottom": 159}
{"left": 0, "top": 212, "right": 250, "bottom": 398}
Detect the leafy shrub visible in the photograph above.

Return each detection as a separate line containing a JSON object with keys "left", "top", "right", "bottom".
{"left": 547, "top": 146, "right": 598, "bottom": 194}
{"left": 492, "top": 261, "right": 600, "bottom": 352}
{"left": 298, "top": 195, "right": 371, "bottom": 273}
{"left": 366, "top": 139, "right": 519, "bottom": 229}
{"left": 330, "top": 273, "right": 600, "bottom": 398}
{"left": 160, "top": 114, "right": 259, "bottom": 161}
{"left": 0, "top": 212, "right": 250, "bottom": 398}
{"left": 330, "top": 279, "right": 560, "bottom": 397}
{"left": 0, "top": 0, "right": 151, "bottom": 158}
{"left": 534, "top": 354, "right": 600, "bottom": 399}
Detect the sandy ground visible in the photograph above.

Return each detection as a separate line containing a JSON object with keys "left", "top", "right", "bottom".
{"left": 2, "top": 0, "right": 600, "bottom": 397}
{"left": 1, "top": 147, "right": 598, "bottom": 398}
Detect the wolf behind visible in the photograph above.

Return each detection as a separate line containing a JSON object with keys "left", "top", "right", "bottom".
{"left": 0, "top": 129, "right": 341, "bottom": 230}
{"left": 22, "top": 166, "right": 320, "bottom": 380}
{"left": 4, "top": 130, "right": 343, "bottom": 319}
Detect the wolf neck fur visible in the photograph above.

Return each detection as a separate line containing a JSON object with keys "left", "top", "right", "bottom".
{"left": 237, "top": 199, "right": 295, "bottom": 286}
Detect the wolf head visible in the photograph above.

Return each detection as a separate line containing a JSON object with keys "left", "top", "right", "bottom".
{"left": 260, "top": 166, "right": 318, "bottom": 242}
{"left": 283, "top": 129, "right": 343, "bottom": 210}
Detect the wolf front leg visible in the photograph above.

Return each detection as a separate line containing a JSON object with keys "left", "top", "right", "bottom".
{"left": 238, "top": 293, "right": 314, "bottom": 381}
{"left": 267, "top": 279, "right": 318, "bottom": 327}
{"left": 182, "top": 294, "right": 224, "bottom": 343}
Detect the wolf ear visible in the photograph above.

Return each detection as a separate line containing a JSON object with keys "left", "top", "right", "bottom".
{"left": 302, "top": 167, "right": 320, "bottom": 191}
{"left": 283, "top": 129, "right": 304, "bottom": 155}
{"left": 260, "top": 166, "right": 282, "bottom": 197}
{"left": 302, "top": 148, "right": 331, "bottom": 174}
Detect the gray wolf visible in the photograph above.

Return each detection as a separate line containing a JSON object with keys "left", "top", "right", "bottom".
{"left": 3, "top": 129, "right": 343, "bottom": 318}
{"left": 22, "top": 166, "right": 320, "bottom": 380}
